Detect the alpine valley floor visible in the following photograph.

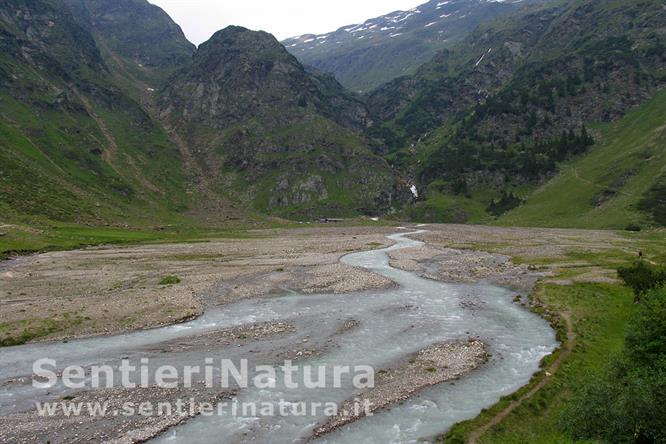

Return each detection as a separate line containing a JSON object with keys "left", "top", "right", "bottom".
{"left": 0, "top": 224, "right": 664, "bottom": 443}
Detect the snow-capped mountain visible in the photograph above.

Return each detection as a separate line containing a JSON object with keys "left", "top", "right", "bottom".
{"left": 282, "top": 0, "right": 537, "bottom": 92}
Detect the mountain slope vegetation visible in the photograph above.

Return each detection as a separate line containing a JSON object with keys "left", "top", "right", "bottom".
{"left": 1, "top": 0, "right": 665, "bottom": 234}
{"left": 367, "top": 0, "right": 666, "bottom": 226}
{"left": 64, "top": 0, "right": 195, "bottom": 87}
{"left": 0, "top": 0, "right": 189, "bottom": 226}
{"left": 0, "top": 0, "right": 399, "bottom": 229}
{"left": 500, "top": 87, "right": 666, "bottom": 229}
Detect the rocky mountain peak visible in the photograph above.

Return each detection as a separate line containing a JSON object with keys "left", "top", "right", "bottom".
{"left": 0, "top": 0, "right": 105, "bottom": 74}
{"left": 161, "top": 25, "right": 371, "bottom": 133}
{"left": 191, "top": 25, "right": 303, "bottom": 83}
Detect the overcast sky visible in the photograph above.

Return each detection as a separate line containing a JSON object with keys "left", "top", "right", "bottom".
{"left": 149, "top": 0, "right": 425, "bottom": 45}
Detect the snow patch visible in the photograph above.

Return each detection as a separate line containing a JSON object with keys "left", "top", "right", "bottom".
{"left": 475, "top": 48, "right": 492, "bottom": 67}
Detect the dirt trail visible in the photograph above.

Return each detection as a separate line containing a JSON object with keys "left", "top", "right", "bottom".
{"left": 467, "top": 312, "right": 575, "bottom": 444}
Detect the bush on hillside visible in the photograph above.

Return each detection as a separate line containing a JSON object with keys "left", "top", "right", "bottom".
{"left": 625, "top": 223, "right": 642, "bottom": 232}
{"left": 487, "top": 191, "right": 523, "bottom": 217}
{"left": 159, "top": 275, "right": 181, "bottom": 285}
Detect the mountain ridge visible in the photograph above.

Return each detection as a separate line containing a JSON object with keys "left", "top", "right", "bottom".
{"left": 368, "top": 0, "right": 666, "bottom": 227}
{"left": 0, "top": 0, "right": 192, "bottom": 224}
{"left": 1, "top": 0, "right": 665, "bottom": 231}
{"left": 157, "top": 25, "right": 401, "bottom": 219}
{"left": 63, "top": 0, "right": 195, "bottom": 86}
{"left": 282, "top": 0, "right": 538, "bottom": 92}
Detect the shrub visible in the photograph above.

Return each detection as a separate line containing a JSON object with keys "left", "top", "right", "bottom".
{"left": 625, "top": 287, "right": 666, "bottom": 367}
{"left": 639, "top": 174, "right": 666, "bottom": 225}
{"left": 617, "top": 261, "right": 666, "bottom": 299}
{"left": 625, "top": 223, "right": 642, "bottom": 232}
{"left": 159, "top": 275, "right": 181, "bottom": 285}
{"left": 487, "top": 191, "right": 523, "bottom": 217}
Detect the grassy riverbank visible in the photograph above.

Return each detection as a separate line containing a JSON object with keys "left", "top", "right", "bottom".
{"left": 445, "top": 282, "right": 634, "bottom": 443}
{"left": 0, "top": 215, "right": 397, "bottom": 261}
{"left": 441, "top": 229, "right": 666, "bottom": 443}
{"left": 0, "top": 216, "right": 280, "bottom": 261}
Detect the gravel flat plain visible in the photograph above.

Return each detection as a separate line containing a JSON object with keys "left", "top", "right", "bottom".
{"left": 0, "top": 226, "right": 397, "bottom": 343}
{"left": 0, "top": 224, "right": 630, "bottom": 344}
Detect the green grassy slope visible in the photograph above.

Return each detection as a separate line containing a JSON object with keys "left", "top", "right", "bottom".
{"left": 0, "top": 0, "right": 190, "bottom": 224}
{"left": 0, "top": 0, "right": 270, "bottom": 236}
{"left": 0, "top": 80, "right": 189, "bottom": 224}
{"left": 500, "top": 88, "right": 666, "bottom": 229}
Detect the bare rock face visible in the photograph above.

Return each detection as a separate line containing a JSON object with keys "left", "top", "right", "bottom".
{"left": 0, "top": 0, "right": 105, "bottom": 74}
{"left": 270, "top": 175, "right": 329, "bottom": 207}
{"left": 158, "top": 26, "right": 372, "bottom": 130}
